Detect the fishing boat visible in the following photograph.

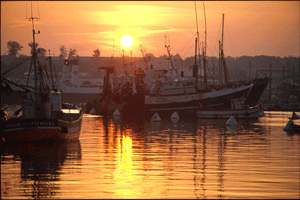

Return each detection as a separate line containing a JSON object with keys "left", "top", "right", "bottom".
{"left": 1, "top": 13, "right": 82, "bottom": 142}
{"left": 7, "top": 58, "right": 104, "bottom": 104}
{"left": 144, "top": 38, "right": 254, "bottom": 117}
{"left": 197, "top": 98, "right": 264, "bottom": 119}
{"left": 59, "top": 59, "right": 103, "bottom": 104}
{"left": 144, "top": 10, "right": 262, "bottom": 118}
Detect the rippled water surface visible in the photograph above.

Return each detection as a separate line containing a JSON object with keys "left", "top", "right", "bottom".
{"left": 1, "top": 111, "right": 300, "bottom": 199}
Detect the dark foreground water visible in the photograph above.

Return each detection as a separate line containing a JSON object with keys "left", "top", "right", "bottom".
{"left": 1, "top": 109, "right": 300, "bottom": 199}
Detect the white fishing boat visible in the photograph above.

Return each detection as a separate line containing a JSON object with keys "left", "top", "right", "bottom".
{"left": 7, "top": 59, "right": 104, "bottom": 104}
{"left": 59, "top": 59, "right": 103, "bottom": 103}
{"left": 144, "top": 39, "right": 254, "bottom": 117}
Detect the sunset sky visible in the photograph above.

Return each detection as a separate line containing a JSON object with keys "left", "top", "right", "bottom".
{"left": 1, "top": 1, "right": 299, "bottom": 59}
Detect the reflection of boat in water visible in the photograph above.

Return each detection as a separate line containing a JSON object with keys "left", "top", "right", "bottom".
{"left": 1, "top": 140, "right": 81, "bottom": 199}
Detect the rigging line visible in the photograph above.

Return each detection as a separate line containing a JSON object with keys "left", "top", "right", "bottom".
{"left": 26, "top": 1, "right": 27, "bottom": 19}
{"left": 52, "top": 61, "right": 61, "bottom": 91}
{"left": 26, "top": 57, "right": 34, "bottom": 87}
{"left": 177, "top": 32, "right": 197, "bottom": 55}
{"left": 181, "top": 43, "right": 196, "bottom": 59}
{"left": 37, "top": 1, "right": 40, "bottom": 19}
{"left": 207, "top": 35, "right": 219, "bottom": 58}
{"left": 2, "top": 57, "right": 32, "bottom": 76}
{"left": 225, "top": 58, "right": 243, "bottom": 81}
{"left": 2, "top": 77, "right": 33, "bottom": 93}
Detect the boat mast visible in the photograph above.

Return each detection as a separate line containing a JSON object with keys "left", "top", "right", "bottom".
{"left": 268, "top": 63, "right": 272, "bottom": 104}
{"left": 27, "top": 1, "right": 40, "bottom": 117}
{"left": 194, "top": 2, "right": 199, "bottom": 88}
{"left": 202, "top": 2, "right": 207, "bottom": 88}
{"left": 48, "top": 50, "right": 54, "bottom": 89}
{"left": 165, "top": 36, "right": 180, "bottom": 79}
{"left": 219, "top": 13, "right": 229, "bottom": 86}
{"left": 194, "top": 37, "right": 198, "bottom": 86}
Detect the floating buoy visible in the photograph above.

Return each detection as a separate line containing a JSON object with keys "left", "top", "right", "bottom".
{"left": 89, "top": 107, "right": 96, "bottom": 115}
{"left": 113, "top": 109, "right": 121, "bottom": 117}
{"left": 226, "top": 116, "right": 237, "bottom": 126}
{"left": 151, "top": 113, "right": 161, "bottom": 122}
{"left": 171, "top": 111, "right": 179, "bottom": 120}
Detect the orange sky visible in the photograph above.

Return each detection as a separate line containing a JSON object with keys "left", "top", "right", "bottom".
{"left": 1, "top": 1, "right": 299, "bottom": 59}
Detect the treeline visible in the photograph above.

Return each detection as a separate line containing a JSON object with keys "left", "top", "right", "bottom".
{"left": 2, "top": 41, "right": 299, "bottom": 81}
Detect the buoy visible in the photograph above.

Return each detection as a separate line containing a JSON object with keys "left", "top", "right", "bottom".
{"left": 89, "top": 107, "right": 96, "bottom": 115}
{"left": 151, "top": 113, "right": 161, "bottom": 122}
{"left": 113, "top": 109, "right": 121, "bottom": 117}
{"left": 226, "top": 116, "right": 237, "bottom": 126}
{"left": 171, "top": 111, "right": 179, "bottom": 120}
{"left": 284, "top": 119, "right": 293, "bottom": 131}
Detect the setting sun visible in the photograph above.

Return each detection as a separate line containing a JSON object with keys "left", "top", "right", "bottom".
{"left": 121, "top": 35, "right": 134, "bottom": 48}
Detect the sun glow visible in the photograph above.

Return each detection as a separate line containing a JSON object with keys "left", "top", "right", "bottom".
{"left": 121, "top": 35, "right": 134, "bottom": 48}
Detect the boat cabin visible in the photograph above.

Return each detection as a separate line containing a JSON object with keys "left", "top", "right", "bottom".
{"left": 149, "top": 77, "right": 197, "bottom": 96}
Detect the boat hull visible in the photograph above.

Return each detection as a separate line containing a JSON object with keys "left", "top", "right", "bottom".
{"left": 197, "top": 105, "right": 263, "bottom": 119}
{"left": 2, "top": 114, "right": 83, "bottom": 142}
{"left": 57, "top": 115, "right": 82, "bottom": 140}
{"left": 2, "top": 118, "right": 61, "bottom": 142}
{"left": 244, "top": 77, "right": 270, "bottom": 107}
{"left": 145, "top": 84, "right": 253, "bottom": 114}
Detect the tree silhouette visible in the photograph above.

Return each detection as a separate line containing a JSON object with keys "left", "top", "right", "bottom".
{"left": 68, "top": 48, "right": 78, "bottom": 60}
{"left": 7, "top": 41, "right": 23, "bottom": 56}
{"left": 28, "top": 42, "right": 47, "bottom": 59}
{"left": 59, "top": 45, "right": 67, "bottom": 61}
{"left": 38, "top": 48, "right": 47, "bottom": 57}
{"left": 93, "top": 49, "right": 101, "bottom": 58}
{"left": 28, "top": 42, "right": 40, "bottom": 55}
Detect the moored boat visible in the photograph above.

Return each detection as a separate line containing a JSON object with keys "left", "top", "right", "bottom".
{"left": 144, "top": 38, "right": 254, "bottom": 117}
{"left": 1, "top": 13, "right": 82, "bottom": 143}
{"left": 197, "top": 105, "right": 263, "bottom": 119}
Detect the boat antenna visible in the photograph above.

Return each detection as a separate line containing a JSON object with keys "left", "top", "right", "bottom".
{"left": 164, "top": 35, "right": 180, "bottom": 79}
{"left": 140, "top": 44, "right": 148, "bottom": 70}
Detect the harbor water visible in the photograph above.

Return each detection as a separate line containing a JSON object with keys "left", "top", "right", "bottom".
{"left": 1, "top": 108, "right": 299, "bottom": 199}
